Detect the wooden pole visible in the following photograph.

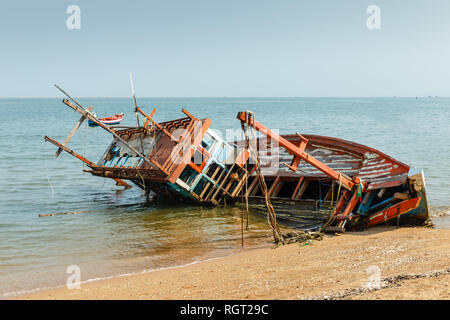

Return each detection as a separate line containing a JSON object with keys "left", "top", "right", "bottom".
{"left": 129, "top": 72, "right": 145, "bottom": 154}
{"left": 54, "top": 85, "right": 153, "bottom": 166}
{"left": 55, "top": 105, "right": 93, "bottom": 157}
{"left": 45, "top": 135, "right": 131, "bottom": 189}
{"left": 135, "top": 106, "right": 179, "bottom": 142}
{"left": 241, "top": 208, "right": 244, "bottom": 248}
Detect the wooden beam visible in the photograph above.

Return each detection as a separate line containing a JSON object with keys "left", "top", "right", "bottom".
{"left": 333, "top": 190, "right": 350, "bottom": 216}
{"left": 293, "top": 179, "right": 309, "bottom": 200}
{"left": 367, "top": 197, "right": 421, "bottom": 227}
{"left": 285, "top": 134, "right": 308, "bottom": 172}
{"left": 231, "top": 172, "right": 248, "bottom": 198}
{"left": 209, "top": 164, "right": 236, "bottom": 203}
{"left": 45, "top": 136, "right": 131, "bottom": 189}
{"left": 324, "top": 184, "right": 333, "bottom": 201}
{"left": 237, "top": 112, "right": 355, "bottom": 190}
{"left": 136, "top": 106, "right": 179, "bottom": 142}
{"left": 267, "top": 176, "right": 281, "bottom": 197}
{"left": 144, "top": 108, "right": 156, "bottom": 128}
{"left": 199, "top": 166, "right": 221, "bottom": 199}
{"left": 337, "top": 190, "right": 360, "bottom": 227}
{"left": 182, "top": 108, "right": 197, "bottom": 120}
{"left": 246, "top": 176, "right": 260, "bottom": 197}
{"left": 56, "top": 106, "right": 93, "bottom": 157}
{"left": 291, "top": 176, "right": 305, "bottom": 200}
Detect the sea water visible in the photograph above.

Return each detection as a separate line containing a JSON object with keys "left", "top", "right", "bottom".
{"left": 0, "top": 97, "right": 449, "bottom": 297}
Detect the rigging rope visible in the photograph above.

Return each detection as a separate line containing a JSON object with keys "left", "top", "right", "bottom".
{"left": 320, "top": 172, "right": 343, "bottom": 232}
{"left": 135, "top": 113, "right": 147, "bottom": 194}
{"left": 239, "top": 111, "right": 328, "bottom": 245}
{"left": 83, "top": 118, "right": 87, "bottom": 171}
{"left": 241, "top": 111, "right": 284, "bottom": 245}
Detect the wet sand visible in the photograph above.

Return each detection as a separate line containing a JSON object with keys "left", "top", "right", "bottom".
{"left": 16, "top": 226, "right": 450, "bottom": 300}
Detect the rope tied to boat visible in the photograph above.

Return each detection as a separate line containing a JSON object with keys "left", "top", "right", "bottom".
{"left": 241, "top": 110, "right": 284, "bottom": 245}
{"left": 320, "top": 172, "right": 343, "bottom": 232}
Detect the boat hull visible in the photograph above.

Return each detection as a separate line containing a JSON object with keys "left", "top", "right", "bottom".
{"left": 88, "top": 119, "right": 122, "bottom": 126}
{"left": 235, "top": 134, "right": 430, "bottom": 230}
{"left": 88, "top": 114, "right": 124, "bottom": 126}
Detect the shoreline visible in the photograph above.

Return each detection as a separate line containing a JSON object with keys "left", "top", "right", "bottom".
{"left": 2, "top": 254, "right": 236, "bottom": 299}
{"left": 14, "top": 226, "right": 450, "bottom": 300}
{"left": 2, "top": 241, "right": 272, "bottom": 299}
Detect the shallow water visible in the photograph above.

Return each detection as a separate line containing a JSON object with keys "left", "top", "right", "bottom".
{"left": 0, "top": 97, "right": 449, "bottom": 297}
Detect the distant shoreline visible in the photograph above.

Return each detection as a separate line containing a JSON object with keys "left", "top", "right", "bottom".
{"left": 14, "top": 226, "right": 450, "bottom": 300}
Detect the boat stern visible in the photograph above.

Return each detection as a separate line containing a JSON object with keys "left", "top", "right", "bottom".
{"left": 404, "top": 167, "right": 430, "bottom": 223}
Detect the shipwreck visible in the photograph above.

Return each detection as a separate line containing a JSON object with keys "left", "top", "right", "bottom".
{"left": 45, "top": 85, "right": 430, "bottom": 236}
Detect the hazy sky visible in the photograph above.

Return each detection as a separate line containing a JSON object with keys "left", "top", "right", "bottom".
{"left": 1, "top": 0, "right": 449, "bottom": 97}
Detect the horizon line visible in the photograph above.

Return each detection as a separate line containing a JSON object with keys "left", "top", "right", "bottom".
{"left": 0, "top": 96, "right": 447, "bottom": 99}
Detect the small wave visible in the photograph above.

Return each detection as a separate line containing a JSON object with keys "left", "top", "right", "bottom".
{"left": 430, "top": 206, "right": 450, "bottom": 217}
{"left": 1, "top": 285, "right": 65, "bottom": 299}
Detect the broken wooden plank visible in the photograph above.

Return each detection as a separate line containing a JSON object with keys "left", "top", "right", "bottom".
{"left": 39, "top": 210, "right": 93, "bottom": 218}
{"left": 55, "top": 105, "right": 93, "bottom": 157}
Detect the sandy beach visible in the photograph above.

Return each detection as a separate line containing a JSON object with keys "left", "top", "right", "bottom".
{"left": 15, "top": 225, "right": 449, "bottom": 300}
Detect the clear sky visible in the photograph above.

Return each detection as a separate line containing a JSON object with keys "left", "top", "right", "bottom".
{"left": 1, "top": 0, "right": 450, "bottom": 97}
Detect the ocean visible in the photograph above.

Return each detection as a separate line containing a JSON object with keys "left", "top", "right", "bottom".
{"left": 0, "top": 97, "right": 449, "bottom": 297}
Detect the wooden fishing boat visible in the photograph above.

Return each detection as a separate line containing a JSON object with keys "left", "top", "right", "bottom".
{"left": 88, "top": 113, "right": 124, "bottom": 126}
{"left": 45, "top": 92, "right": 430, "bottom": 233}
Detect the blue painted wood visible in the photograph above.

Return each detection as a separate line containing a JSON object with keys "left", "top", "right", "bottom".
{"left": 368, "top": 196, "right": 395, "bottom": 212}
{"left": 122, "top": 155, "right": 130, "bottom": 166}
{"left": 357, "top": 191, "right": 376, "bottom": 215}
{"left": 108, "top": 148, "right": 120, "bottom": 166}
{"left": 405, "top": 189, "right": 429, "bottom": 219}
